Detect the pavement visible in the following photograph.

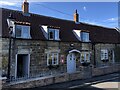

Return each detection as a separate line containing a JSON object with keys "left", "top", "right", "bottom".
{"left": 70, "top": 75, "right": 120, "bottom": 90}
{"left": 91, "top": 82, "right": 119, "bottom": 89}
{"left": 24, "top": 72, "right": 120, "bottom": 90}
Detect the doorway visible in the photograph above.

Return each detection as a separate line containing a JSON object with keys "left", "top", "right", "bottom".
{"left": 67, "top": 53, "right": 76, "bottom": 73}
{"left": 16, "top": 54, "right": 30, "bottom": 78}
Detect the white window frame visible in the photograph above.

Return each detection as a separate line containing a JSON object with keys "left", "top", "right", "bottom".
{"left": 48, "top": 29, "right": 55, "bottom": 40}
{"left": 15, "top": 25, "right": 31, "bottom": 39}
{"left": 48, "top": 28, "right": 60, "bottom": 40}
{"left": 47, "top": 53, "right": 59, "bottom": 66}
{"left": 101, "top": 49, "right": 108, "bottom": 61}
{"left": 81, "top": 32, "right": 89, "bottom": 42}
{"left": 55, "top": 29, "right": 59, "bottom": 40}
{"left": 80, "top": 52, "right": 90, "bottom": 63}
{"left": 73, "top": 30, "right": 90, "bottom": 42}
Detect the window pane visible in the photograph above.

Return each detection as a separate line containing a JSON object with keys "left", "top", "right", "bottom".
{"left": 22, "top": 26, "right": 30, "bottom": 38}
{"left": 48, "top": 29, "right": 60, "bottom": 40}
{"left": 50, "top": 31, "right": 53, "bottom": 39}
{"left": 86, "top": 54, "right": 89, "bottom": 60}
{"left": 48, "top": 53, "right": 52, "bottom": 65}
{"left": 55, "top": 30, "right": 59, "bottom": 40}
{"left": 16, "top": 25, "right": 22, "bottom": 37}
{"left": 86, "top": 53, "right": 90, "bottom": 62}
{"left": 16, "top": 25, "right": 30, "bottom": 38}
{"left": 101, "top": 50, "right": 104, "bottom": 60}
{"left": 81, "top": 52, "right": 90, "bottom": 63}
{"left": 81, "top": 53, "right": 85, "bottom": 62}
{"left": 49, "top": 29, "right": 54, "bottom": 40}
{"left": 81, "top": 32, "right": 89, "bottom": 42}
{"left": 53, "top": 53, "right": 57, "bottom": 65}
{"left": 47, "top": 53, "right": 59, "bottom": 65}
{"left": 101, "top": 50, "right": 108, "bottom": 60}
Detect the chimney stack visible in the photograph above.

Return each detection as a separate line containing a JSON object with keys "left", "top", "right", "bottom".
{"left": 74, "top": 9, "right": 79, "bottom": 22}
{"left": 22, "top": 0, "right": 29, "bottom": 14}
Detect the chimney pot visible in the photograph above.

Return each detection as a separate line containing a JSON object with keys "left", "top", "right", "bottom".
{"left": 22, "top": 0, "right": 29, "bottom": 14}
{"left": 74, "top": 9, "right": 79, "bottom": 22}
{"left": 75, "top": 9, "right": 77, "bottom": 13}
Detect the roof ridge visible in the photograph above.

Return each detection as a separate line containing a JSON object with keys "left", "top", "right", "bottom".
{"left": 2, "top": 8, "right": 116, "bottom": 30}
{"left": 2, "top": 8, "right": 74, "bottom": 23}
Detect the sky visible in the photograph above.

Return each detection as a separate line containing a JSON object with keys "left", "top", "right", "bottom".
{"left": 0, "top": 0, "right": 119, "bottom": 28}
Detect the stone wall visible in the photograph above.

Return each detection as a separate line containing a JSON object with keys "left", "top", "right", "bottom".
{"left": 1, "top": 38, "right": 9, "bottom": 76}
{"left": 0, "top": 77, "right": 6, "bottom": 89}
{"left": 95, "top": 44, "right": 117, "bottom": 67}
{"left": 3, "top": 64, "right": 120, "bottom": 89}
{"left": 0, "top": 38, "right": 2, "bottom": 72}
{"left": 1, "top": 38, "right": 47, "bottom": 77}
{"left": 2, "top": 38, "right": 86, "bottom": 78}
{"left": 92, "top": 64, "right": 120, "bottom": 77}
{"left": 2, "top": 38, "right": 120, "bottom": 79}
{"left": 54, "top": 73, "right": 69, "bottom": 83}
{"left": 1, "top": 38, "right": 120, "bottom": 89}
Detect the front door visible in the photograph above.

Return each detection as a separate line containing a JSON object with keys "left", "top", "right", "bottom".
{"left": 67, "top": 53, "right": 76, "bottom": 73}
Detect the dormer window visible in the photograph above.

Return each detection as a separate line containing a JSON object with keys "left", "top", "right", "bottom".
{"left": 15, "top": 25, "right": 31, "bottom": 39}
{"left": 48, "top": 28, "right": 59, "bottom": 40}
{"left": 41, "top": 25, "right": 60, "bottom": 41}
{"left": 73, "top": 30, "right": 90, "bottom": 42}
{"left": 81, "top": 32, "right": 89, "bottom": 42}
{"left": 49, "top": 29, "right": 54, "bottom": 40}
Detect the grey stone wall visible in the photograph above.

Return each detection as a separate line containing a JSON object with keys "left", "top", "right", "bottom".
{"left": 3, "top": 64, "right": 120, "bottom": 89}
{"left": 0, "top": 38, "right": 2, "bottom": 71}
{"left": 2, "top": 38, "right": 9, "bottom": 76}
{"left": 1, "top": 37, "right": 120, "bottom": 85}
{"left": 92, "top": 64, "right": 120, "bottom": 77}
{"left": 2, "top": 38, "right": 120, "bottom": 79}
{"left": 1, "top": 38, "right": 85, "bottom": 78}
{"left": 95, "top": 44, "right": 117, "bottom": 67}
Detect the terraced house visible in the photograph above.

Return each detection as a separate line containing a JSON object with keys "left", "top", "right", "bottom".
{"left": 0, "top": 0, "right": 120, "bottom": 88}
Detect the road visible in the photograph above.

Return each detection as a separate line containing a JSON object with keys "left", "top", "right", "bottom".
{"left": 25, "top": 72, "right": 120, "bottom": 90}
{"left": 69, "top": 73, "right": 120, "bottom": 90}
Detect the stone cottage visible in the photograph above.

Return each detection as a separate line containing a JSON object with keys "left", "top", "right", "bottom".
{"left": 0, "top": 0, "right": 120, "bottom": 83}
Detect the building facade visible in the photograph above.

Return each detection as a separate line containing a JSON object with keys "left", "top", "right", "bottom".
{"left": 0, "top": 0, "right": 120, "bottom": 82}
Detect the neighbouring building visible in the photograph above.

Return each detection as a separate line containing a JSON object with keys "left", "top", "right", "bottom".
{"left": 0, "top": 0, "right": 120, "bottom": 86}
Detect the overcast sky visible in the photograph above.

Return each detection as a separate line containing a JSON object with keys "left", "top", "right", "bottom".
{"left": 0, "top": 0, "right": 119, "bottom": 28}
